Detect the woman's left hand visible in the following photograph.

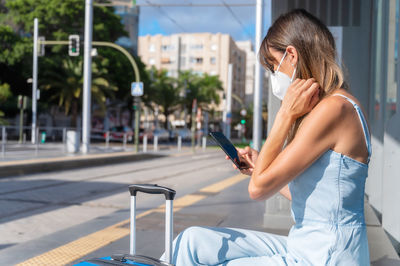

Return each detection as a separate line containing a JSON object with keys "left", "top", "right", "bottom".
{"left": 225, "top": 146, "right": 258, "bottom": 176}
{"left": 280, "top": 78, "right": 320, "bottom": 120}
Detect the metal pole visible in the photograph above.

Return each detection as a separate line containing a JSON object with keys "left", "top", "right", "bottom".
{"left": 82, "top": 0, "right": 93, "bottom": 154}
{"left": 105, "top": 131, "right": 110, "bottom": 149}
{"left": 177, "top": 135, "right": 182, "bottom": 151}
{"left": 253, "top": 0, "right": 264, "bottom": 151}
{"left": 2, "top": 126, "right": 6, "bottom": 158}
{"left": 154, "top": 135, "right": 158, "bottom": 152}
{"left": 62, "top": 128, "right": 67, "bottom": 153}
{"left": 32, "top": 18, "right": 38, "bottom": 144}
{"left": 191, "top": 100, "right": 197, "bottom": 152}
{"left": 143, "top": 134, "right": 147, "bottom": 152}
{"left": 19, "top": 107, "right": 24, "bottom": 143}
{"left": 134, "top": 97, "right": 140, "bottom": 153}
{"left": 62, "top": 128, "right": 67, "bottom": 143}
{"left": 123, "top": 133, "right": 127, "bottom": 150}
{"left": 35, "top": 127, "right": 39, "bottom": 155}
{"left": 226, "top": 64, "right": 233, "bottom": 139}
{"left": 183, "top": 80, "right": 188, "bottom": 128}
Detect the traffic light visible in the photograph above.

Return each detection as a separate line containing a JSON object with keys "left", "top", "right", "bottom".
{"left": 17, "top": 95, "right": 28, "bottom": 110}
{"left": 68, "top": 35, "right": 80, "bottom": 56}
{"left": 18, "top": 95, "right": 23, "bottom": 109}
{"left": 240, "top": 119, "right": 246, "bottom": 124}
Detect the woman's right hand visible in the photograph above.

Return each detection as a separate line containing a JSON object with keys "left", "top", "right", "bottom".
{"left": 225, "top": 146, "right": 259, "bottom": 176}
{"left": 280, "top": 78, "right": 320, "bottom": 120}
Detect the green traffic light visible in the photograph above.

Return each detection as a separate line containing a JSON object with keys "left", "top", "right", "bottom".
{"left": 241, "top": 119, "right": 246, "bottom": 124}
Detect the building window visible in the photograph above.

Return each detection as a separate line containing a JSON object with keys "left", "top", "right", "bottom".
{"left": 211, "top": 44, "right": 218, "bottom": 51}
{"left": 190, "top": 57, "right": 203, "bottom": 64}
{"left": 149, "top": 44, "right": 155, "bottom": 52}
{"left": 149, "top": 58, "right": 155, "bottom": 65}
{"left": 190, "top": 44, "right": 203, "bottom": 50}
{"left": 210, "top": 57, "right": 216, "bottom": 64}
{"left": 161, "top": 45, "right": 174, "bottom": 51}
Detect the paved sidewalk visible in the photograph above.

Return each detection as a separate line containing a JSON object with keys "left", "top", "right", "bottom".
{"left": 0, "top": 142, "right": 200, "bottom": 178}
{"left": 0, "top": 141, "right": 184, "bottom": 162}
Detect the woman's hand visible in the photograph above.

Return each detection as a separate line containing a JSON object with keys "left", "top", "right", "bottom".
{"left": 280, "top": 78, "right": 320, "bottom": 120}
{"left": 225, "top": 146, "right": 259, "bottom": 176}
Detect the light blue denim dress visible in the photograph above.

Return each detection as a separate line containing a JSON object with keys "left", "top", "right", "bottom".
{"left": 166, "top": 94, "right": 371, "bottom": 265}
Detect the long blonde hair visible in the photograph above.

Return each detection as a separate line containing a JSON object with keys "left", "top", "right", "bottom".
{"left": 259, "top": 9, "right": 347, "bottom": 142}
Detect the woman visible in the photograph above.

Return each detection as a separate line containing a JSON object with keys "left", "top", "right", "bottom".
{"left": 166, "top": 9, "right": 371, "bottom": 265}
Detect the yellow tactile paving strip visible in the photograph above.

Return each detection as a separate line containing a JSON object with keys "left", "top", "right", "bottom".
{"left": 17, "top": 174, "right": 248, "bottom": 266}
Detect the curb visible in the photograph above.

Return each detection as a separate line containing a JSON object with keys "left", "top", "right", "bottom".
{"left": 0, "top": 152, "right": 165, "bottom": 178}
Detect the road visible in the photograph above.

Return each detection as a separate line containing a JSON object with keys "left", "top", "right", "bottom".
{"left": 0, "top": 149, "right": 269, "bottom": 265}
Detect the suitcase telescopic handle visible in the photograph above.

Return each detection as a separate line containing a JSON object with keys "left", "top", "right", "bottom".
{"left": 129, "top": 184, "right": 176, "bottom": 200}
{"left": 129, "top": 184, "right": 176, "bottom": 264}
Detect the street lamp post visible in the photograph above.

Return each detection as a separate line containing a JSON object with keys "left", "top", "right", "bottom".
{"left": 32, "top": 18, "right": 39, "bottom": 144}
{"left": 82, "top": 0, "right": 94, "bottom": 154}
{"left": 253, "top": 0, "right": 264, "bottom": 151}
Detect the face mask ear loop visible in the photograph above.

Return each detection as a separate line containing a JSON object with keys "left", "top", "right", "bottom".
{"left": 290, "top": 66, "right": 297, "bottom": 82}
{"left": 276, "top": 50, "right": 287, "bottom": 73}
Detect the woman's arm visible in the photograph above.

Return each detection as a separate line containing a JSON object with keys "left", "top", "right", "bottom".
{"left": 249, "top": 91, "right": 346, "bottom": 201}
{"left": 229, "top": 147, "right": 292, "bottom": 201}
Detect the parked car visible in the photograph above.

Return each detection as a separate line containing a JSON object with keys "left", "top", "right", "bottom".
{"left": 91, "top": 129, "right": 106, "bottom": 141}
{"left": 109, "top": 126, "right": 134, "bottom": 142}
{"left": 139, "top": 128, "right": 153, "bottom": 142}
{"left": 171, "top": 128, "right": 192, "bottom": 141}
{"left": 153, "top": 128, "right": 170, "bottom": 142}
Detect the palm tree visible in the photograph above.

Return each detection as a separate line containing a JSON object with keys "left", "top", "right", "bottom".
{"left": 39, "top": 57, "right": 117, "bottom": 127}
{"left": 178, "top": 71, "right": 223, "bottom": 125}
{"left": 151, "top": 69, "right": 180, "bottom": 128}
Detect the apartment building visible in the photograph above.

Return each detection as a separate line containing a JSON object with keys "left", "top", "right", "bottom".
{"left": 138, "top": 33, "right": 246, "bottom": 113}
{"left": 236, "top": 40, "right": 270, "bottom": 106}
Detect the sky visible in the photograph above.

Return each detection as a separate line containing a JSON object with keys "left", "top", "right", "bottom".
{"left": 137, "top": 0, "right": 271, "bottom": 46}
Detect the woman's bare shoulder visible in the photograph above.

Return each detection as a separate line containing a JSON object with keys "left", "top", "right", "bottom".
{"left": 303, "top": 93, "right": 349, "bottom": 126}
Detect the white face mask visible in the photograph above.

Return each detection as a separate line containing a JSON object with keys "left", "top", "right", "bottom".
{"left": 270, "top": 51, "right": 297, "bottom": 100}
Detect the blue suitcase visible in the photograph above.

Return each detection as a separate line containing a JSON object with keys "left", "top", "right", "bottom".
{"left": 75, "top": 184, "right": 176, "bottom": 266}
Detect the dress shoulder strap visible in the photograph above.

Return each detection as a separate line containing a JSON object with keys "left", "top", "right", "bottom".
{"left": 332, "top": 94, "right": 372, "bottom": 163}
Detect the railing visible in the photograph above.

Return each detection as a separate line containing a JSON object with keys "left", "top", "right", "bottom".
{"left": 0, "top": 126, "right": 209, "bottom": 159}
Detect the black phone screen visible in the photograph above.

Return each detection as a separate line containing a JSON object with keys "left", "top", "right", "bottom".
{"left": 209, "top": 132, "right": 248, "bottom": 169}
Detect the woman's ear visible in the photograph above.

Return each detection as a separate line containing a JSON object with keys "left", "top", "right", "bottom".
{"left": 286, "top": 45, "right": 298, "bottom": 66}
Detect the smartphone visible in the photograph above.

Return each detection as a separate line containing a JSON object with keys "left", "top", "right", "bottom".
{"left": 209, "top": 132, "right": 249, "bottom": 170}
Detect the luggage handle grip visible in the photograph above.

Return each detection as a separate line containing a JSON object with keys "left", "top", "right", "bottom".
{"left": 129, "top": 184, "right": 176, "bottom": 200}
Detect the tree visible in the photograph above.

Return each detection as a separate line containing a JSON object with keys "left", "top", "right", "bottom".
{"left": 39, "top": 57, "right": 117, "bottom": 127}
{"left": 0, "top": 82, "right": 12, "bottom": 125}
{"left": 178, "top": 71, "right": 223, "bottom": 125}
{"left": 2, "top": 0, "right": 137, "bottom": 126}
{"left": 0, "top": 25, "right": 32, "bottom": 103}
{"left": 151, "top": 69, "right": 181, "bottom": 128}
